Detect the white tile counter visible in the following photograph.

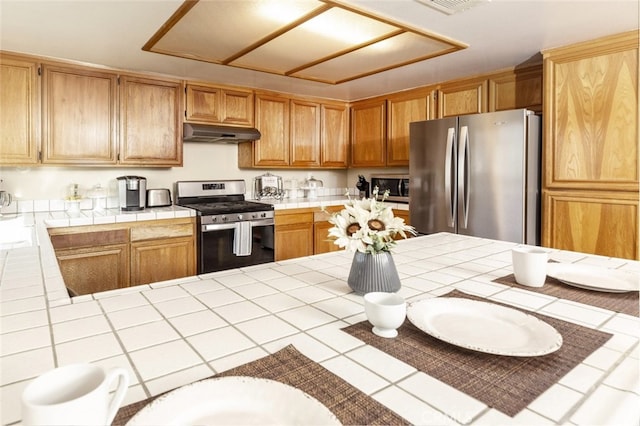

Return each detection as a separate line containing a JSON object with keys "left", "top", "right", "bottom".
{"left": 1, "top": 214, "right": 638, "bottom": 424}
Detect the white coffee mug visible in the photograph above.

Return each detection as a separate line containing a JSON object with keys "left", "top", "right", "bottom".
{"left": 21, "top": 363, "right": 129, "bottom": 426}
{"left": 511, "top": 247, "right": 549, "bottom": 287}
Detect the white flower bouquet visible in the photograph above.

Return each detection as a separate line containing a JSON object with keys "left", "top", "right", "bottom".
{"left": 327, "top": 187, "right": 416, "bottom": 254}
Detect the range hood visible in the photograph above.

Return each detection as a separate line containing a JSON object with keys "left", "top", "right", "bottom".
{"left": 183, "top": 123, "right": 261, "bottom": 143}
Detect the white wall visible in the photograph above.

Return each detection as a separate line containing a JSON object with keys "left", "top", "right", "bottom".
{"left": 0, "top": 143, "right": 406, "bottom": 202}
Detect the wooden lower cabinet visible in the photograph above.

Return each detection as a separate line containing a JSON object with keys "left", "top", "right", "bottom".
{"left": 49, "top": 217, "right": 196, "bottom": 295}
{"left": 131, "top": 237, "right": 195, "bottom": 286}
{"left": 275, "top": 210, "right": 314, "bottom": 261}
{"left": 314, "top": 207, "right": 343, "bottom": 255}
{"left": 543, "top": 190, "right": 639, "bottom": 260}
{"left": 276, "top": 206, "right": 411, "bottom": 260}
{"left": 55, "top": 244, "right": 129, "bottom": 296}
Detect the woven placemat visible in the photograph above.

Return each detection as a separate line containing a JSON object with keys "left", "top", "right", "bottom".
{"left": 342, "top": 289, "right": 612, "bottom": 417}
{"left": 493, "top": 273, "right": 639, "bottom": 317}
{"left": 113, "top": 345, "right": 408, "bottom": 426}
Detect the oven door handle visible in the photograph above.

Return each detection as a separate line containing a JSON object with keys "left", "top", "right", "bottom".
{"left": 202, "top": 218, "right": 274, "bottom": 232}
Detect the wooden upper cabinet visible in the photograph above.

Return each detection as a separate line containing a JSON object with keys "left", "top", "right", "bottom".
{"left": 437, "top": 78, "right": 488, "bottom": 118}
{"left": 185, "top": 83, "right": 254, "bottom": 127}
{"left": 387, "top": 90, "right": 433, "bottom": 166}
{"left": 0, "top": 54, "right": 40, "bottom": 165}
{"left": 488, "top": 65, "right": 542, "bottom": 113}
{"left": 543, "top": 31, "right": 638, "bottom": 191}
{"left": 252, "top": 92, "right": 290, "bottom": 167}
{"left": 320, "top": 103, "right": 348, "bottom": 168}
{"left": 290, "top": 99, "right": 320, "bottom": 167}
{"left": 119, "top": 75, "right": 182, "bottom": 166}
{"left": 350, "top": 98, "right": 386, "bottom": 167}
{"left": 42, "top": 64, "right": 118, "bottom": 164}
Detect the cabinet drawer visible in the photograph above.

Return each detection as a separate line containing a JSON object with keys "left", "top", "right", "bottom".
{"left": 130, "top": 223, "right": 194, "bottom": 242}
{"left": 50, "top": 229, "right": 128, "bottom": 249}
{"left": 275, "top": 212, "right": 314, "bottom": 226}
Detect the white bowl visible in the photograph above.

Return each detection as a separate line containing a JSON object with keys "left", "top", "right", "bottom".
{"left": 364, "top": 292, "right": 406, "bottom": 338}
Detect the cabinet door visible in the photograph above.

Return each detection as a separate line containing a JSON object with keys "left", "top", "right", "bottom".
{"left": 131, "top": 237, "right": 195, "bottom": 285}
{"left": 543, "top": 190, "right": 638, "bottom": 260}
{"left": 290, "top": 99, "right": 320, "bottom": 167}
{"left": 387, "top": 93, "right": 431, "bottom": 166}
{"left": 350, "top": 99, "right": 386, "bottom": 167}
{"left": 42, "top": 64, "right": 117, "bottom": 164}
{"left": 275, "top": 211, "right": 314, "bottom": 261}
{"left": 0, "top": 55, "right": 40, "bottom": 165}
{"left": 544, "top": 35, "right": 638, "bottom": 192}
{"left": 221, "top": 88, "right": 254, "bottom": 126}
{"left": 254, "top": 93, "right": 290, "bottom": 166}
{"left": 321, "top": 103, "right": 348, "bottom": 168}
{"left": 488, "top": 65, "right": 542, "bottom": 113}
{"left": 185, "top": 84, "right": 221, "bottom": 123}
{"left": 56, "top": 244, "right": 129, "bottom": 296}
{"left": 119, "top": 75, "right": 182, "bottom": 166}
{"left": 437, "top": 79, "right": 487, "bottom": 118}
{"left": 186, "top": 84, "right": 254, "bottom": 126}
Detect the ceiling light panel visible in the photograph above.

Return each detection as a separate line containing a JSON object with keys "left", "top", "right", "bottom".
{"left": 149, "top": 0, "right": 321, "bottom": 61}
{"left": 292, "top": 32, "right": 456, "bottom": 83}
{"left": 144, "top": 0, "right": 467, "bottom": 84}
{"left": 231, "top": 7, "right": 399, "bottom": 74}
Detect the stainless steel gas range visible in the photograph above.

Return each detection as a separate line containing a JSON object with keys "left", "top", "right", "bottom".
{"left": 175, "top": 180, "right": 274, "bottom": 274}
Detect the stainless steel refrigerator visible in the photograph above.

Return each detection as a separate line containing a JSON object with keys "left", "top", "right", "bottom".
{"left": 409, "top": 109, "right": 541, "bottom": 245}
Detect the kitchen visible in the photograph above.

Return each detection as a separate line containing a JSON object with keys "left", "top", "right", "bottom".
{"left": 1, "top": 0, "right": 639, "bottom": 425}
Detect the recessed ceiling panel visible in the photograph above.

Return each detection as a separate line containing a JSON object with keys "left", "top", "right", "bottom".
{"left": 148, "top": 0, "right": 321, "bottom": 61}
{"left": 292, "top": 32, "right": 457, "bottom": 83}
{"left": 143, "top": 0, "right": 467, "bottom": 84}
{"left": 231, "top": 7, "right": 399, "bottom": 74}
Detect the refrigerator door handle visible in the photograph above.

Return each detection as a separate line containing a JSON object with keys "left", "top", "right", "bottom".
{"left": 444, "top": 127, "right": 456, "bottom": 228}
{"left": 458, "top": 125, "right": 470, "bottom": 229}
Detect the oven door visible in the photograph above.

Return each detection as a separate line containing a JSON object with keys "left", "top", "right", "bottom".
{"left": 198, "top": 218, "right": 275, "bottom": 274}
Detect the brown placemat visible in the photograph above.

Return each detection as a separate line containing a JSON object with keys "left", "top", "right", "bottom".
{"left": 113, "top": 345, "right": 408, "bottom": 426}
{"left": 342, "top": 289, "right": 613, "bottom": 417}
{"left": 493, "top": 273, "right": 639, "bottom": 317}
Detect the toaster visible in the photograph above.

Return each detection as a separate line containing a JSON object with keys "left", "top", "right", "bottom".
{"left": 146, "top": 188, "right": 172, "bottom": 207}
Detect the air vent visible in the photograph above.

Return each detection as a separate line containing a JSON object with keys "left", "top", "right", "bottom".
{"left": 414, "top": 0, "right": 490, "bottom": 15}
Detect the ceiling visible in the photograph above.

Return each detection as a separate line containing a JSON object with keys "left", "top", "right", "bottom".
{"left": 143, "top": 0, "right": 467, "bottom": 85}
{"left": 0, "top": 0, "right": 638, "bottom": 101}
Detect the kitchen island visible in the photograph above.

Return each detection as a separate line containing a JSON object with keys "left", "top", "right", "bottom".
{"left": 1, "top": 221, "right": 638, "bottom": 424}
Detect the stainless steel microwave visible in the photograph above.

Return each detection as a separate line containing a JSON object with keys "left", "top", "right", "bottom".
{"left": 370, "top": 174, "right": 410, "bottom": 203}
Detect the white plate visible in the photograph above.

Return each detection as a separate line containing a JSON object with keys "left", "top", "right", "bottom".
{"left": 547, "top": 263, "right": 639, "bottom": 293}
{"left": 127, "top": 376, "right": 341, "bottom": 426}
{"left": 407, "top": 297, "right": 562, "bottom": 357}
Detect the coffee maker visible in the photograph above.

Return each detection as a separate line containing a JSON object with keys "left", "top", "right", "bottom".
{"left": 116, "top": 176, "right": 146, "bottom": 211}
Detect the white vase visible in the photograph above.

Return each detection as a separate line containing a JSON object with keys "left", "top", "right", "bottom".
{"left": 347, "top": 251, "right": 401, "bottom": 295}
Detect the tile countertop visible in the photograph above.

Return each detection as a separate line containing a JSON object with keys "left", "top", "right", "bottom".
{"left": 1, "top": 223, "right": 638, "bottom": 424}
